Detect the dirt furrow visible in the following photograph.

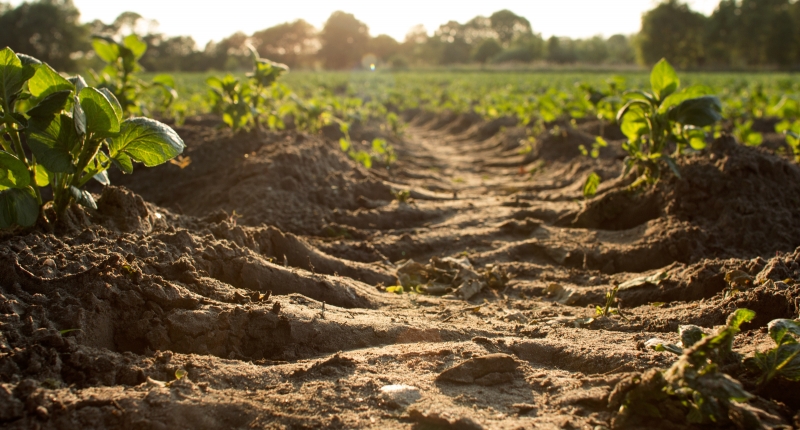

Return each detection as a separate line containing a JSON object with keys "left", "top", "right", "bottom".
{"left": 1, "top": 113, "right": 799, "bottom": 428}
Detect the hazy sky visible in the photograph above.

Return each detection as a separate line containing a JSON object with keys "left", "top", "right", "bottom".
{"left": 10, "top": 0, "right": 721, "bottom": 47}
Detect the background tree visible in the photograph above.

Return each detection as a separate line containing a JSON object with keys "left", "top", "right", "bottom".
{"left": 140, "top": 35, "right": 204, "bottom": 71}
{"left": 705, "top": 0, "right": 740, "bottom": 67}
{"left": 473, "top": 38, "right": 502, "bottom": 63}
{"left": 605, "top": 34, "right": 636, "bottom": 64}
{"left": 737, "top": 0, "right": 796, "bottom": 66}
{"left": 489, "top": 10, "right": 532, "bottom": 46}
{"left": 319, "top": 11, "right": 369, "bottom": 69}
{"left": 251, "top": 20, "right": 318, "bottom": 68}
{"left": 0, "top": 0, "right": 87, "bottom": 71}
{"left": 637, "top": 0, "right": 708, "bottom": 68}
{"left": 368, "top": 34, "right": 400, "bottom": 63}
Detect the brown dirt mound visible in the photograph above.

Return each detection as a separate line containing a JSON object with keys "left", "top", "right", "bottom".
{"left": 564, "top": 135, "right": 800, "bottom": 260}
{"left": 111, "top": 117, "right": 393, "bottom": 235}
{"left": 2, "top": 115, "right": 799, "bottom": 429}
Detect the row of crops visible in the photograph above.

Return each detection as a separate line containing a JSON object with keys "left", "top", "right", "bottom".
{"left": 3, "top": 34, "right": 800, "bottom": 228}
{"left": 154, "top": 54, "right": 800, "bottom": 169}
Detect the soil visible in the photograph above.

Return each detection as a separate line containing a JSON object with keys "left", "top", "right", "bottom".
{"left": 1, "top": 111, "right": 799, "bottom": 429}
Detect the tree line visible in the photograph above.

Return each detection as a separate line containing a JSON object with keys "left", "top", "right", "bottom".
{"left": 1, "top": 0, "right": 798, "bottom": 72}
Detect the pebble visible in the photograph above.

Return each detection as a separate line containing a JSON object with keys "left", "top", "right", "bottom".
{"left": 379, "top": 384, "right": 420, "bottom": 409}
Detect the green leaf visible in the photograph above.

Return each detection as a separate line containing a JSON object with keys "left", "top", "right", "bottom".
{"left": 27, "top": 114, "right": 78, "bottom": 173}
{"left": 123, "top": 34, "right": 147, "bottom": 60}
{"left": 679, "top": 325, "right": 706, "bottom": 348}
{"left": 16, "top": 53, "right": 42, "bottom": 66}
{"left": 27, "top": 63, "right": 72, "bottom": 100}
{"left": 97, "top": 88, "right": 122, "bottom": 122}
{"left": 111, "top": 152, "right": 133, "bottom": 174}
{"left": 68, "top": 75, "right": 87, "bottom": 94}
{"left": 26, "top": 90, "right": 71, "bottom": 118}
{"left": 619, "top": 103, "right": 649, "bottom": 142}
{"left": 152, "top": 74, "right": 175, "bottom": 88}
{"left": 92, "top": 37, "right": 120, "bottom": 63}
{"left": 685, "top": 127, "right": 707, "bottom": 150}
{"left": 93, "top": 170, "right": 110, "bottom": 186}
{"left": 728, "top": 308, "right": 756, "bottom": 332}
{"left": 109, "top": 117, "right": 185, "bottom": 167}
{"left": 669, "top": 96, "right": 723, "bottom": 128}
{"left": 650, "top": 58, "right": 679, "bottom": 101}
{"left": 0, "top": 47, "right": 36, "bottom": 104}
{"left": 768, "top": 319, "right": 800, "bottom": 346}
{"left": 659, "top": 85, "right": 712, "bottom": 114}
{"left": 745, "top": 132, "right": 763, "bottom": 147}
{"left": 72, "top": 95, "right": 86, "bottom": 136}
{"left": 34, "top": 164, "right": 49, "bottom": 187}
{"left": 582, "top": 172, "right": 601, "bottom": 198}
{"left": 69, "top": 186, "right": 97, "bottom": 210}
{"left": 0, "top": 188, "right": 39, "bottom": 228}
{"left": 0, "top": 151, "right": 31, "bottom": 190}
{"left": 79, "top": 87, "right": 120, "bottom": 138}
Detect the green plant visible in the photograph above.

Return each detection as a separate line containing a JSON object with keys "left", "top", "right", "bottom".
{"left": 745, "top": 318, "right": 800, "bottom": 386}
{"left": 613, "top": 309, "right": 755, "bottom": 427}
{"left": 371, "top": 138, "right": 396, "bottom": 168}
{"left": 392, "top": 189, "right": 411, "bottom": 203}
{"left": 733, "top": 119, "right": 763, "bottom": 147}
{"left": 579, "top": 136, "right": 608, "bottom": 159}
{"left": 582, "top": 172, "right": 601, "bottom": 199}
{"left": 0, "top": 47, "right": 184, "bottom": 227}
{"left": 595, "top": 285, "right": 625, "bottom": 319}
{"left": 646, "top": 324, "right": 709, "bottom": 355}
{"left": 90, "top": 34, "right": 177, "bottom": 116}
{"left": 777, "top": 120, "right": 800, "bottom": 162}
{"left": 207, "top": 47, "right": 288, "bottom": 132}
{"left": 617, "top": 59, "right": 723, "bottom": 186}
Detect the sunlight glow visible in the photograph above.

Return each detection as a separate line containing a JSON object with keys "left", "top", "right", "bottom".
{"left": 10, "top": 0, "right": 721, "bottom": 47}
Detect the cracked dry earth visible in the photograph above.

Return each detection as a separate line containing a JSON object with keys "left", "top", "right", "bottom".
{"left": 1, "top": 112, "right": 800, "bottom": 429}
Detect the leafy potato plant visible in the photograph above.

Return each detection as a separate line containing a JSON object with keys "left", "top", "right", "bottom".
{"left": 745, "top": 318, "right": 800, "bottom": 385}
{"left": 91, "top": 34, "right": 177, "bottom": 116}
{"left": 0, "top": 47, "right": 184, "bottom": 227}
{"left": 617, "top": 59, "right": 723, "bottom": 185}
{"left": 207, "top": 47, "right": 289, "bottom": 132}
{"left": 615, "top": 309, "right": 756, "bottom": 427}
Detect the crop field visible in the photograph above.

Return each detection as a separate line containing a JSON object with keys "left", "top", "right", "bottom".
{"left": 2, "top": 41, "right": 800, "bottom": 430}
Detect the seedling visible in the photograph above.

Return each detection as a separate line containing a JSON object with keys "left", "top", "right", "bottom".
{"left": 165, "top": 369, "right": 187, "bottom": 387}
{"left": 207, "top": 47, "right": 288, "bottom": 132}
{"left": 371, "top": 138, "right": 396, "bottom": 168}
{"left": 777, "top": 119, "right": 800, "bottom": 163}
{"left": 0, "top": 47, "right": 184, "bottom": 227}
{"left": 615, "top": 309, "right": 756, "bottom": 427}
{"left": 617, "top": 59, "right": 722, "bottom": 186}
{"left": 733, "top": 119, "right": 763, "bottom": 147}
{"left": 722, "top": 270, "right": 754, "bottom": 298}
{"left": 392, "top": 189, "right": 411, "bottom": 204}
{"left": 646, "top": 324, "right": 707, "bottom": 355}
{"left": 90, "top": 34, "right": 177, "bottom": 116}
{"left": 595, "top": 285, "right": 626, "bottom": 320}
{"left": 579, "top": 136, "right": 608, "bottom": 159}
{"left": 582, "top": 172, "right": 601, "bottom": 199}
{"left": 745, "top": 318, "right": 800, "bottom": 385}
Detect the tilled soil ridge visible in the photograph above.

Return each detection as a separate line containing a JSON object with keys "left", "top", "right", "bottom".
{"left": 1, "top": 113, "right": 799, "bottom": 429}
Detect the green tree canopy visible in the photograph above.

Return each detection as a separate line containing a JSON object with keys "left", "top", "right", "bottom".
{"left": 0, "top": 0, "right": 88, "bottom": 71}
{"left": 251, "top": 20, "right": 317, "bottom": 68}
{"left": 637, "top": 0, "right": 708, "bottom": 68}
{"left": 489, "top": 10, "right": 532, "bottom": 45}
{"left": 319, "top": 11, "right": 369, "bottom": 69}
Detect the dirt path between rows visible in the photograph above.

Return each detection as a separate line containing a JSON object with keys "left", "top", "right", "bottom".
{"left": 1, "top": 113, "right": 799, "bottom": 429}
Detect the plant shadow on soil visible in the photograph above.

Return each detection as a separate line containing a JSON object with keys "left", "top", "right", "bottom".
{"left": 0, "top": 112, "right": 799, "bottom": 429}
